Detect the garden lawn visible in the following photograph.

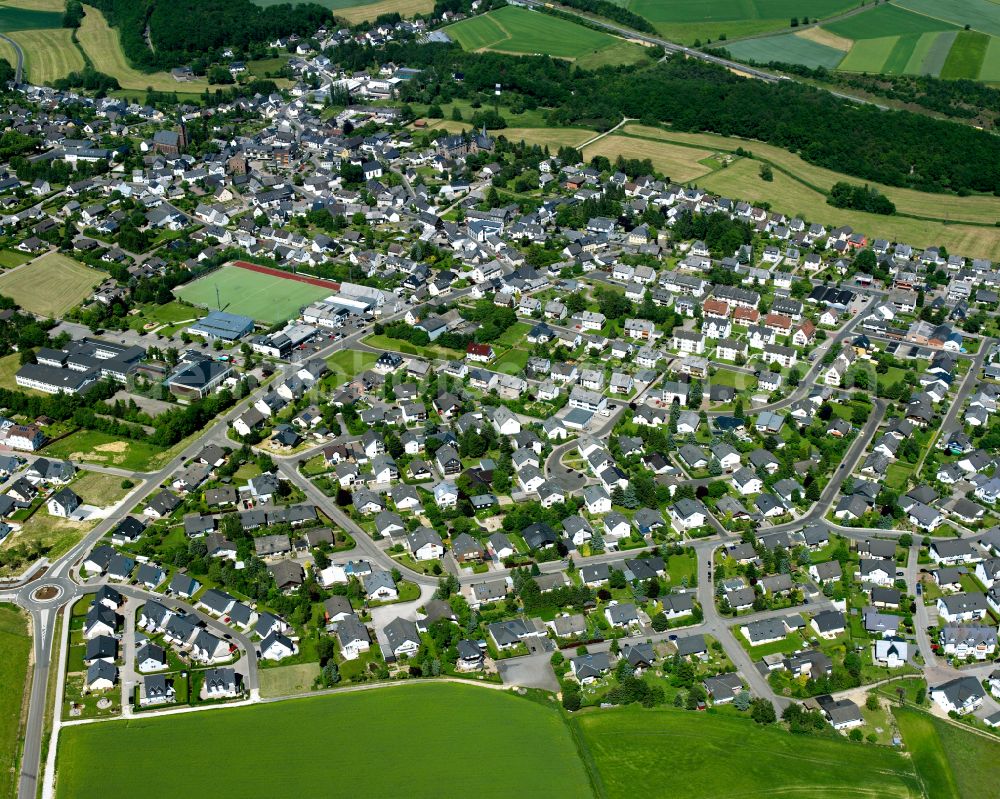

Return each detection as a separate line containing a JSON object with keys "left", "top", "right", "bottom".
{"left": 174, "top": 265, "right": 332, "bottom": 324}
{"left": 56, "top": 683, "right": 592, "bottom": 799}
{"left": 493, "top": 347, "right": 529, "bottom": 374}
{"left": 0, "top": 252, "right": 101, "bottom": 317}
{"left": 575, "top": 704, "right": 921, "bottom": 799}
{"left": 0, "top": 249, "right": 30, "bottom": 268}
{"left": 0, "top": 603, "right": 30, "bottom": 799}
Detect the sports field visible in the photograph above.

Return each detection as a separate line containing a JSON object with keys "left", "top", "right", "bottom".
{"left": 173, "top": 265, "right": 333, "bottom": 324}
{"left": 575, "top": 705, "right": 922, "bottom": 798}
{"left": 446, "top": 6, "right": 647, "bottom": 70}
{"left": 0, "top": 252, "right": 101, "bottom": 317}
{"left": 624, "top": 0, "right": 856, "bottom": 45}
{"left": 0, "top": 604, "right": 30, "bottom": 799}
{"left": 56, "top": 684, "right": 593, "bottom": 799}
{"left": 76, "top": 5, "right": 208, "bottom": 92}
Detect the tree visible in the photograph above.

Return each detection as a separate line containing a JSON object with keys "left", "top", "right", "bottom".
{"left": 866, "top": 693, "right": 880, "bottom": 711}
{"left": 750, "top": 698, "right": 776, "bottom": 724}
{"left": 562, "top": 684, "right": 581, "bottom": 711}
{"left": 651, "top": 612, "right": 669, "bottom": 632}
{"left": 316, "top": 636, "right": 335, "bottom": 666}
{"left": 734, "top": 690, "right": 751, "bottom": 711}
{"left": 759, "top": 163, "right": 774, "bottom": 182}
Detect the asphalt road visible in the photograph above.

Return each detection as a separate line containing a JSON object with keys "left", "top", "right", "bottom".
{"left": 0, "top": 33, "right": 23, "bottom": 84}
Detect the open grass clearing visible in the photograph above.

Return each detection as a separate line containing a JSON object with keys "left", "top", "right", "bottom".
{"left": 174, "top": 265, "right": 331, "bottom": 324}
{"left": 0, "top": 603, "right": 29, "bottom": 799}
{"left": 446, "top": 6, "right": 647, "bottom": 70}
{"left": 77, "top": 6, "right": 208, "bottom": 92}
{"left": 621, "top": 122, "right": 1000, "bottom": 226}
{"left": 432, "top": 119, "right": 595, "bottom": 150}
{"left": 724, "top": 31, "right": 846, "bottom": 70}
{"left": 697, "top": 157, "right": 1000, "bottom": 259}
{"left": 10, "top": 27, "right": 84, "bottom": 84}
{"left": 575, "top": 704, "right": 921, "bottom": 798}
{"left": 941, "top": 29, "right": 990, "bottom": 78}
{"left": 71, "top": 471, "right": 131, "bottom": 507}
{"left": 336, "top": 0, "right": 433, "bottom": 23}
{"left": 44, "top": 429, "right": 166, "bottom": 471}
{"left": 257, "top": 662, "right": 320, "bottom": 697}
{"left": 0, "top": 252, "right": 101, "bottom": 317}
{"left": 3, "top": 512, "right": 94, "bottom": 563}
{"left": 56, "top": 683, "right": 591, "bottom": 798}
{"left": 582, "top": 134, "right": 715, "bottom": 183}
{"left": 326, "top": 348, "right": 377, "bottom": 383}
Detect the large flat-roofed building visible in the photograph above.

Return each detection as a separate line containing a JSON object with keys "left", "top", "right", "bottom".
{"left": 163, "top": 356, "right": 233, "bottom": 399}
{"left": 188, "top": 311, "right": 255, "bottom": 342}
{"left": 250, "top": 324, "right": 317, "bottom": 358}
{"left": 17, "top": 338, "right": 144, "bottom": 394}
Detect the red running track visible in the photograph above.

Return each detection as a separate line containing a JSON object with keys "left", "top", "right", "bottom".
{"left": 231, "top": 260, "right": 340, "bottom": 291}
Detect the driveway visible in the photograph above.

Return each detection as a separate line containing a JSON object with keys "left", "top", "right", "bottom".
{"left": 497, "top": 652, "right": 560, "bottom": 692}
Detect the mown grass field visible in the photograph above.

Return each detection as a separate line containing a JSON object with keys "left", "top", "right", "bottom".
{"left": 0, "top": 4, "right": 60, "bottom": 31}
{"left": 575, "top": 705, "right": 922, "bottom": 798}
{"left": 430, "top": 119, "right": 595, "bottom": 150}
{"left": 622, "top": 123, "right": 1000, "bottom": 226}
{"left": 11, "top": 28, "right": 84, "bottom": 84}
{"left": 326, "top": 349, "right": 377, "bottom": 383}
{"left": 71, "top": 471, "right": 131, "bottom": 507}
{"left": 336, "top": 0, "right": 433, "bottom": 23}
{"left": 77, "top": 5, "right": 208, "bottom": 92}
{"left": 56, "top": 684, "right": 592, "bottom": 799}
{"left": 0, "top": 252, "right": 101, "bottom": 317}
{"left": 624, "top": 0, "right": 856, "bottom": 45}
{"left": 582, "top": 134, "right": 716, "bottom": 182}
{"left": 43, "top": 429, "right": 166, "bottom": 471}
{"left": 174, "top": 265, "right": 332, "bottom": 324}
{"left": 698, "top": 157, "right": 1000, "bottom": 258}
{"left": 446, "top": 6, "right": 647, "bottom": 69}
{"left": 893, "top": 706, "right": 1000, "bottom": 799}
{"left": 0, "top": 603, "right": 30, "bottom": 799}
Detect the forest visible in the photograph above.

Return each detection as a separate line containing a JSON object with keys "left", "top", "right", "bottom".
{"left": 89, "top": 0, "right": 330, "bottom": 70}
